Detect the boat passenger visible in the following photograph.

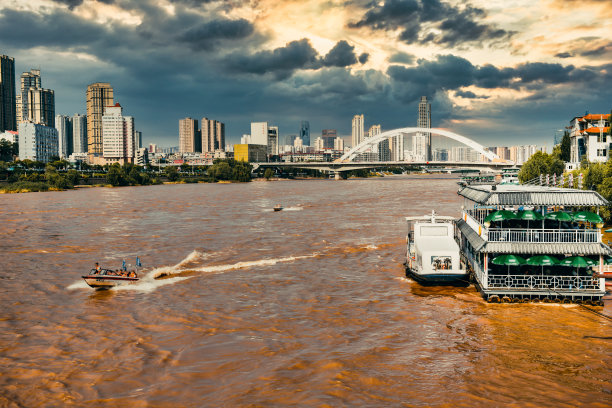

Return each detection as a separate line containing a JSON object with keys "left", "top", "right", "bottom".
{"left": 94, "top": 262, "right": 101, "bottom": 274}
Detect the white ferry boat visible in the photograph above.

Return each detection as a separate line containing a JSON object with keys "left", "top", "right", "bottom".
{"left": 405, "top": 211, "right": 468, "bottom": 285}
{"left": 456, "top": 182, "right": 610, "bottom": 304}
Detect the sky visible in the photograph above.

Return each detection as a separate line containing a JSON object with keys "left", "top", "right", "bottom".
{"left": 0, "top": 0, "right": 611, "bottom": 148}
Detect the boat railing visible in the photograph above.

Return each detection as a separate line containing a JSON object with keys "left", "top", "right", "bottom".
{"left": 487, "top": 274, "right": 602, "bottom": 291}
{"left": 487, "top": 228, "right": 599, "bottom": 243}
{"left": 465, "top": 251, "right": 487, "bottom": 288}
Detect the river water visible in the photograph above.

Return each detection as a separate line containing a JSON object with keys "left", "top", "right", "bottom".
{"left": 0, "top": 176, "right": 610, "bottom": 407}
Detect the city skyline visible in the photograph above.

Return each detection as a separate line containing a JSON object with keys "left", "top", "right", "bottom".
{"left": 0, "top": 0, "right": 610, "bottom": 147}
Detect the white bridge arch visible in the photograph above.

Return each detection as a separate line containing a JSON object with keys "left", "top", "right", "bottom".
{"left": 338, "top": 127, "right": 500, "bottom": 162}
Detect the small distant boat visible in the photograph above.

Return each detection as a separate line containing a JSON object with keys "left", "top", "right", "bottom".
{"left": 82, "top": 258, "right": 142, "bottom": 290}
{"left": 273, "top": 204, "right": 283, "bottom": 212}
{"left": 404, "top": 211, "right": 468, "bottom": 285}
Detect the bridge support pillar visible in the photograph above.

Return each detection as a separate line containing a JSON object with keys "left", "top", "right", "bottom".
{"left": 331, "top": 171, "right": 347, "bottom": 180}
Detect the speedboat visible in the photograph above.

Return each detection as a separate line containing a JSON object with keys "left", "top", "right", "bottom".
{"left": 405, "top": 211, "right": 468, "bottom": 285}
{"left": 82, "top": 268, "right": 139, "bottom": 290}
{"left": 273, "top": 204, "right": 283, "bottom": 212}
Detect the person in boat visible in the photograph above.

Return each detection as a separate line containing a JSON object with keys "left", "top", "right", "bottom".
{"left": 93, "top": 262, "right": 101, "bottom": 274}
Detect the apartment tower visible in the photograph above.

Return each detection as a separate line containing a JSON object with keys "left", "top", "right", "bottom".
{"left": 351, "top": 114, "right": 364, "bottom": 148}
{"left": 86, "top": 82, "right": 114, "bottom": 155}
{"left": 72, "top": 113, "right": 87, "bottom": 154}
{"left": 17, "top": 69, "right": 55, "bottom": 128}
{"left": 0, "top": 54, "right": 16, "bottom": 132}
{"left": 201, "top": 118, "right": 225, "bottom": 152}
{"left": 416, "top": 96, "right": 431, "bottom": 161}
{"left": 179, "top": 117, "right": 199, "bottom": 153}
{"left": 102, "top": 103, "right": 134, "bottom": 163}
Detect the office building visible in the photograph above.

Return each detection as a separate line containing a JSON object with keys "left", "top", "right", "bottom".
{"left": 17, "top": 69, "right": 55, "bottom": 128}
{"left": 351, "top": 114, "right": 364, "bottom": 148}
{"left": 300, "top": 121, "right": 310, "bottom": 146}
{"left": 294, "top": 136, "right": 303, "bottom": 151}
{"left": 134, "top": 130, "right": 142, "bottom": 149}
{"left": 240, "top": 134, "right": 251, "bottom": 144}
{"left": 285, "top": 134, "right": 297, "bottom": 146}
{"left": 18, "top": 121, "right": 58, "bottom": 163}
{"left": 0, "top": 54, "right": 16, "bottom": 132}
{"left": 179, "top": 117, "right": 199, "bottom": 153}
{"left": 86, "top": 82, "right": 114, "bottom": 156}
{"left": 250, "top": 122, "right": 268, "bottom": 145}
{"left": 202, "top": 117, "right": 225, "bottom": 152}
{"left": 415, "top": 96, "right": 431, "bottom": 161}
{"left": 72, "top": 113, "right": 87, "bottom": 153}
{"left": 55, "top": 114, "right": 73, "bottom": 159}
{"left": 314, "top": 137, "right": 324, "bottom": 151}
{"left": 135, "top": 147, "right": 148, "bottom": 165}
{"left": 322, "top": 129, "right": 336, "bottom": 149}
{"left": 102, "top": 103, "right": 134, "bottom": 164}
{"left": 234, "top": 144, "right": 267, "bottom": 162}
{"left": 268, "top": 126, "right": 279, "bottom": 156}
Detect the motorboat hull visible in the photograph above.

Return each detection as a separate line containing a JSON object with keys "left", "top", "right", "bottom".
{"left": 82, "top": 275, "right": 139, "bottom": 290}
{"left": 406, "top": 265, "right": 469, "bottom": 286}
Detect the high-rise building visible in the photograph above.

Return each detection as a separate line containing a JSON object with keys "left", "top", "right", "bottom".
{"left": 18, "top": 121, "right": 58, "bottom": 163}
{"left": 334, "top": 137, "right": 344, "bottom": 151}
{"left": 17, "top": 69, "right": 55, "bottom": 128}
{"left": 416, "top": 96, "right": 431, "bottom": 161}
{"left": 300, "top": 121, "right": 310, "bottom": 146}
{"left": 134, "top": 130, "right": 142, "bottom": 149}
{"left": 179, "top": 117, "right": 199, "bottom": 153}
{"left": 55, "top": 114, "right": 73, "bottom": 159}
{"left": 268, "top": 125, "right": 279, "bottom": 156}
{"left": 72, "top": 114, "right": 87, "bottom": 153}
{"left": 314, "top": 137, "right": 324, "bottom": 151}
{"left": 251, "top": 122, "right": 268, "bottom": 145}
{"left": 201, "top": 118, "right": 225, "bottom": 152}
{"left": 351, "top": 114, "right": 364, "bottom": 148}
{"left": 322, "top": 129, "right": 336, "bottom": 149}
{"left": 0, "top": 54, "right": 16, "bottom": 132}
{"left": 102, "top": 103, "right": 134, "bottom": 163}
{"left": 86, "top": 82, "right": 114, "bottom": 156}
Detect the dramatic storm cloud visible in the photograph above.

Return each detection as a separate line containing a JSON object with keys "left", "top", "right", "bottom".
{"left": 0, "top": 0, "right": 610, "bottom": 147}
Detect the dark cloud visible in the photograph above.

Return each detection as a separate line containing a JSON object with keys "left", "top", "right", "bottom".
{"left": 322, "top": 40, "right": 358, "bottom": 67}
{"left": 555, "top": 52, "right": 573, "bottom": 58}
{"left": 358, "top": 52, "right": 369, "bottom": 64}
{"left": 455, "top": 90, "right": 488, "bottom": 99}
{"left": 221, "top": 39, "right": 320, "bottom": 79}
{"left": 178, "top": 18, "right": 254, "bottom": 50}
{"left": 349, "top": 0, "right": 513, "bottom": 47}
{"left": 50, "top": 0, "right": 115, "bottom": 9}
{"left": 388, "top": 52, "right": 415, "bottom": 64}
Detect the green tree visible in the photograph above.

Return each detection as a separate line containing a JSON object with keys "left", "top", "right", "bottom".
{"left": 264, "top": 168, "right": 274, "bottom": 180}
{"left": 0, "top": 140, "right": 16, "bottom": 161}
{"left": 45, "top": 164, "right": 72, "bottom": 189}
{"left": 106, "top": 164, "right": 127, "bottom": 186}
{"left": 559, "top": 131, "right": 570, "bottom": 162}
{"left": 518, "top": 151, "right": 564, "bottom": 183}
{"left": 165, "top": 166, "right": 179, "bottom": 181}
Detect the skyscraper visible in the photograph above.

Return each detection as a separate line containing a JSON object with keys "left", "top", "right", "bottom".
{"left": 201, "top": 118, "right": 226, "bottom": 152}
{"left": 17, "top": 69, "right": 55, "bottom": 128}
{"left": 179, "top": 117, "right": 199, "bottom": 153}
{"left": 0, "top": 54, "right": 16, "bottom": 132}
{"left": 102, "top": 103, "right": 134, "bottom": 163}
{"left": 250, "top": 122, "right": 268, "bottom": 145}
{"left": 416, "top": 96, "right": 431, "bottom": 161}
{"left": 86, "top": 82, "right": 114, "bottom": 155}
{"left": 322, "top": 129, "right": 337, "bottom": 149}
{"left": 268, "top": 125, "right": 279, "bottom": 156}
{"left": 55, "top": 114, "right": 73, "bottom": 159}
{"left": 351, "top": 114, "right": 364, "bottom": 148}
{"left": 134, "top": 130, "right": 142, "bottom": 149}
{"left": 72, "top": 113, "right": 87, "bottom": 153}
{"left": 300, "top": 121, "right": 310, "bottom": 146}
{"left": 18, "top": 122, "right": 58, "bottom": 163}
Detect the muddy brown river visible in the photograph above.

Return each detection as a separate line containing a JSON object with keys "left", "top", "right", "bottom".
{"left": 1, "top": 176, "right": 610, "bottom": 407}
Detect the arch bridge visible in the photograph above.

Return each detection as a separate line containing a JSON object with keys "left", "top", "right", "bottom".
{"left": 339, "top": 127, "right": 505, "bottom": 163}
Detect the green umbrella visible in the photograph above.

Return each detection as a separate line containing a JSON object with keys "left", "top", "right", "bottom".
{"left": 517, "top": 210, "right": 543, "bottom": 229}
{"left": 605, "top": 257, "right": 612, "bottom": 265}
{"left": 545, "top": 211, "right": 572, "bottom": 221}
{"left": 492, "top": 254, "right": 526, "bottom": 275}
{"left": 559, "top": 256, "right": 596, "bottom": 267}
{"left": 484, "top": 210, "right": 516, "bottom": 228}
{"left": 527, "top": 255, "right": 559, "bottom": 276}
{"left": 572, "top": 211, "right": 603, "bottom": 224}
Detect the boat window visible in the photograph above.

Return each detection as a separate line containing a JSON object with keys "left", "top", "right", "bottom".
{"left": 432, "top": 256, "right": 452, "bottom": 270}
{"left": 420, "top": 226, "right": 448, "bottom": 236}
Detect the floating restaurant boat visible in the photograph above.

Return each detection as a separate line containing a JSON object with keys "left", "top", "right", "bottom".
{"left": 455, "top": 182, "right": 611, "bottom": 304}
{"left": 405, "top": 211, "right": 468, "bottom": 285}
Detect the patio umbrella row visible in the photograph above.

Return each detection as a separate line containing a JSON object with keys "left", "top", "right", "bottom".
{"left": 484, "top": 210, "right": 603, "bottom": 224}
{"left": 491, "top": 254, "right": 612, "bottom": 275}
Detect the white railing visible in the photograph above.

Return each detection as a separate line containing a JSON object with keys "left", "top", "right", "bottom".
{"left": 487, "top": 275, "right": 602, "bottom": 291}
{"left": 488, "top": 228, "right": 599, "bottom": 243}
{"left": 465, "top": 251, "right": 487, "bottom": 288}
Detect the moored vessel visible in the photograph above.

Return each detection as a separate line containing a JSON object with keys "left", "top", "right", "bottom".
{"left": 405, "top": 211, "right": 468, "bottom": 285}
